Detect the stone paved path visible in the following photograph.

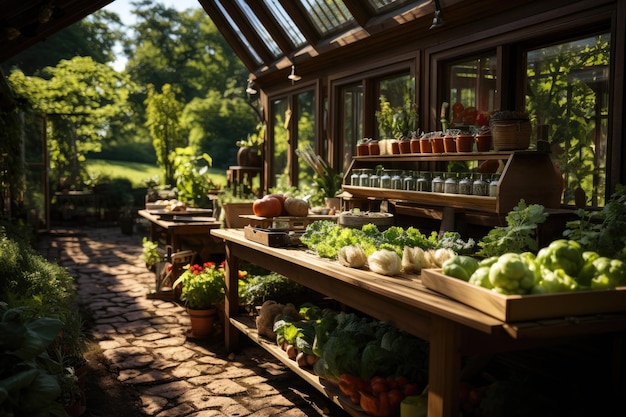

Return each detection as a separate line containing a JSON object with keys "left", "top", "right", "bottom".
{"left": 37, "top": 225, "right": 349, "bottom": 417}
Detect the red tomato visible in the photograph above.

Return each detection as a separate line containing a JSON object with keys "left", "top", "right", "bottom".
{"left": 370, "top": 381, "right": 389, "bottom": 395}
{"left": 402, "top": 383, "right": 420, "bottom": 396}
{"left": 386, "top": 389, "right": 405, "bottom": 410}
{"left": 252, "top": 196, "right": 282, "bottom": 217}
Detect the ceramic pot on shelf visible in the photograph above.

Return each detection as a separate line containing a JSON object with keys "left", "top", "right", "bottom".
{"left": 431, "top": 136, "right": 444, "bottom": 153}
{"left": 456, "top": 134, "right": 474, "bottom": 152}
{"left": 475, "top": 134, "right": 492, "bottom": 152}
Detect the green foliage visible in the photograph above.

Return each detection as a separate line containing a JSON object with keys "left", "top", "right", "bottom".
{"left": 526, "top": 34, "right": 610, "bottom": 206}
{"left": 300, "top": 221, "right": 436, "bottom": 260}
{"left": 239, "top": 272, "right": 306, "bottom": 308}
{"left": 171, "top": 147, "right": 216, "bottom": 207}
{"left": 142, "top": 238, "right": 162, "bottom": 268}
{"left": 295, "top": 144, "right": 343, "bottom": 200}
{"left": 476, "top": 200, "right": 549, "bottom": 258}
{"left": 1, "top": 10, "right": 123, "bottom": 75}
{"left": 145, "top": 83, "right": 187, "bottom": 186}
{"left": 563, "top": 184, "right": 626, "bottom": 261}
{"left": 8, "top": 57, "right": 137, "bottom": 189}
{"left": 172, "top": 263, "right": 225, "bottom": 310}
{"left": 0, "top": 303, "right": 68, "bottom": 416}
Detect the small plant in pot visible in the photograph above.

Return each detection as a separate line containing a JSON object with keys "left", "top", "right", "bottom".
{"left": 173, "top": 262, "right": 225, "bottom": 339}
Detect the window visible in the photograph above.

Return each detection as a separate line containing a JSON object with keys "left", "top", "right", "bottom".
{"left": 270, "top": 89, "right": 317, "bottom": 189}
{"left": 340, "top": 83, "right": 363, "bottom": 171}
{"left": 376, "top": 73, "right": 416, "bottom": 139}
{"left": 525, "top": 33, "right": 611, "bottom": 207}
{"left": 446, "top": 53, "right": 497, "bottom": 130}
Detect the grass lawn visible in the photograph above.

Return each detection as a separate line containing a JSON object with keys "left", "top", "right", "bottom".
{"left": 86, "top": 159, "right": 228, "bottom": 188}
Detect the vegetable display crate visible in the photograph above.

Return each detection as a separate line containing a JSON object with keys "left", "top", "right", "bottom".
{"left": 421, "top": 269, "right": 626, "bottom": 322}
{"left": 243, "top": 226, "right": 303, "bottom": 247}
{"left": 240, "top": 214, "right": 337, "bottom": 230}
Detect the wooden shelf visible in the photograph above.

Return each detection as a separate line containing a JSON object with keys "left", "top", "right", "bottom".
{"left": 344, "top": 150, "right": 563, "bottom": 214}
{"left": 230, "top": 315, "right": 367, "bottom": 417}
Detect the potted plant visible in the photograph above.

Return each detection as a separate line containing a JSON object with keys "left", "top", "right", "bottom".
{"left": 295, "top": 143, "right": 343, "bottom": 209}
{"left": 172, "top": 262, "right": 225, "bottom": 338}
{"left": 236, "top": 121, "right": 265, "bottom": 167}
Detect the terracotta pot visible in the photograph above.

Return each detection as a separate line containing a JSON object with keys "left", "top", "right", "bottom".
{"left": 390, "top": 140, "right": 400, "bottom": 154}
{"left": 420, "top": 138, "right": 432, "bottom": 153}
{"left": 399, "top": 140, "right": 411, "bottom": 154}
{"left": 187, "top": 307, "right": 218, "bottom": 339}
{"left": 475, "top": 134, "right": 492, "bottom": 152}
{"left": 410, "top": 138, "right": 421, "bottom": 153}
{"left": 368, "top": 141, "right": 380, "bottom": 155}
{"left": 356, "top": 142, "right": 369, "bottom": 156}
{"left": 431, "top": 137, "right": 444, "bottom": 153}
{"left": 443, "top": 136, "right": 456, "bottom": 153}
{"left": 456, "top": 134, "right": 474, "bottom": 152}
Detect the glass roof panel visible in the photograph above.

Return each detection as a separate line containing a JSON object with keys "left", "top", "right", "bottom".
{"left": 298, "top": 0, "right": 354, "bottom": 35}
{"left": 261, "top": 0, "right": 307, "bottom": 48}
{"left": 214, "top": 0, "right": 263, "bottom": 65}
{"left": 367, "top": 0, "right": 421, "bottom": 13}
{"left": 234, "top": 0, "right": 282, "bottom": 58}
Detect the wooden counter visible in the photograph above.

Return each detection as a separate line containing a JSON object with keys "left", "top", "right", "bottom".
{"left": 211, "top": 228, "right": 626, "bottom": 417}
{"left": 138, "top": 209, "right": 223, "bottom": 259}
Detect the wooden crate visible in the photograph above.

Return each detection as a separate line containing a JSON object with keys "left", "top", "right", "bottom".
{"left": 240, "top": 214, "right": 337, "bottom": 230}
{"left": 421, "top": 269, "right": 626, "bottom": 322}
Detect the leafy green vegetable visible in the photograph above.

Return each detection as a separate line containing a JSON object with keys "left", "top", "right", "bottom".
{"left": 476, "top": 200, "right": 549, "bottom": 258}
{"left": 563, "top": 184, "right": 626, "bottom": 261}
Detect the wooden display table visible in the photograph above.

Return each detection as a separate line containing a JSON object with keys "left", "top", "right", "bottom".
{"left": 138, "top": 209, "right": 223, "bottom": 259}
{"left": 227, "top": 165, "right": 262, "bottom": 197}
{"left": 211, "top": 228, "right": 626, "bottom": 417}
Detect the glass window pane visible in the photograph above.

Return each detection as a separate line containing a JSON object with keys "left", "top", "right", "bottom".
{"left": 234, "top": 0, "right": 282, "bottom": 57}
{"left": 341, "top": 84, "right": 363, "bottom": 171}
{"left": 297, "top": 91, "right": 316, "bottom": 185}
{"left": 272, "top": 98, "right": 290, "bottom": 186}
{"left": 377, "top": 74, "right": 417, "bottom": 139}
{"left": 367, "top": 0, "right": 416, "bottom": 12}
{"left": 446, "top": 54, "right": 497, "bottom": 130}
{"left": 214, "top": 0, "right": 263, "bottom": 64}
{"left": 525, "top": 34, "right": 610, "bottom": 207}
{"left": 261, "top": 0, "right": 307, "bottom": 48}
{"left": 298, "top": 0, "right": 354, "bottom": 35}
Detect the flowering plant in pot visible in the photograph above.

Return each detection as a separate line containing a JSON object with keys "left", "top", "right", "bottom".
{"left": 173, "top": 262, "right": 225, "bottom": 338}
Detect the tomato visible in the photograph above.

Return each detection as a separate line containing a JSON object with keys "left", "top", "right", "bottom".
{"left": 386, "top": 389, "right": 405, "bottom": 410}
{"left": 402, "top": 383, "right": 420, "bottom": 396}
{"left": 370, "top": 381, "right": 389, "bottom": 395}
{"left": 252, "top": 196, "right": 282, "bottom": 217}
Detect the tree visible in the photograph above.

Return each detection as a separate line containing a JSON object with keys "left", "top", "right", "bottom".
{"left": 1, "top": 10, "right": 123, "bottom": 75}
{"left": 8, "top": 57, "right": 137, "bottom": 189}
{"left": 144, "top": 83, "right": 187, "bottom": 186}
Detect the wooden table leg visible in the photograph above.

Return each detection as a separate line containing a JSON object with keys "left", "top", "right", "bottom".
{"left": 427, "top": 316, "right": 461, "bottom": 417}
{"left": 223, "top": 242, "right": 240, "bottom": 352}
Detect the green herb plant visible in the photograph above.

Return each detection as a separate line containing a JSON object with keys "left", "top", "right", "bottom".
{"left": 475, "top": 200, "right": 549, "bottom": 258}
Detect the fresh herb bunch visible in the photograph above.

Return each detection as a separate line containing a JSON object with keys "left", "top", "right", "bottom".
{"left": 563, "top": 184, "right": 626, "bottom": 261}
{"left": 475, "top": 200, "right": 549, "bottom": 258}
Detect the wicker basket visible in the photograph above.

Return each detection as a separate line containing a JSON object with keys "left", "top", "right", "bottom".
{"left": 491, "top": 120, "right": 531, "bottom": 150}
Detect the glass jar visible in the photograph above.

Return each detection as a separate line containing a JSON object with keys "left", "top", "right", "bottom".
{"left": 458, "top": 175, "right": 472, "bottom": 195}
{"left": 489, "top": 173, "right": 501, "bottom": 197}
{"left": 359, "top": 168, "right": 373, "bottom": 187}
{"left": 444, "top": 173, "right": 458, "bottom": 194}
{"left": 350, "top": 169, "right": 361, "bottom": 186}
{"left": 472, "top": 173, "right": 488, "bottom": 196}
{"left": 431, "top": 173, "right": 444, "bottom": 193}
{"left": 416, "top": 172, "right": 430, "bottom": 192}
{"left": 403, "top": 171, "right": 416, "bottom": 191}
{"left": 369, "top": 168, "right": 381, "bottom": 188}
{"left": 390, "top": 170, "right": 403, "bottom": 190}
{"left": 380, "top": 169, "right": 392, "bottom": 189}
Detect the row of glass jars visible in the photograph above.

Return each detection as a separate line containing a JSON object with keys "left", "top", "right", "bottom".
{"left": 349, "top": 168, "right": 501, "bottom": 196}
